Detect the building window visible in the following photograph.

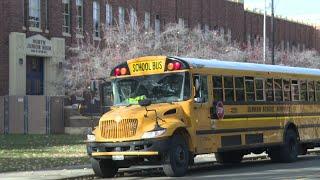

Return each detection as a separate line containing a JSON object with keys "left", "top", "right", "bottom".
{"left": 62, "top": 0, "right": 71, "bottom": 34}
{"left": 106, "top": 3, "right": 113, "bottom": 28}
{"left": 45, "top": 0, "right": 48, "bottom": 30}
{"left": 119, "top": 7, "right": 125, "bottom": 32}
{"left": 93, "top": 0, "right": 100, "bottom": 37}
{"left": 130, "top": 8, "right": 137, "bottom": 31}
{"left": 76, "top": 0, "right": 83, "bottom": 34}
{"left": 29, "top": 0, "right": 41, "bottom": 28}
{"left": 155, "top": 15, "right": 161, "bottom": 35}
{"left": 178, "top": 18, "right": 185, "bottom": 27}
{"left": 144, "top": 12, "right": 150, "bottom": 29}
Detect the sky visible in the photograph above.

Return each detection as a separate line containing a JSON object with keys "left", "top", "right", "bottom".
{"left": 244, "top": 0, "right": 320, "bottom": 27}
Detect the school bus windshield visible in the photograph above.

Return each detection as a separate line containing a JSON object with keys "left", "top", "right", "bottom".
{"left": 112, "top": 72, "right": 190, "bottom": 105}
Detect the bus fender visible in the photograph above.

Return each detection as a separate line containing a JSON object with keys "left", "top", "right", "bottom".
{"left": 168, "top": 126, "right": 195, "bottom": 153}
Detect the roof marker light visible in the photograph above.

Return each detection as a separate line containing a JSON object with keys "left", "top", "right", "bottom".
{"left": 174, "top": 62, "right": 181, "bottom": 70}
{"left": 114, "top": 68, "right": 121, "bottom": 76}
{"left": 167, "top": 63, "right": 174, "bottom": 71}
{"left": 120, "top": 67, "right": 127, "bottom": 75}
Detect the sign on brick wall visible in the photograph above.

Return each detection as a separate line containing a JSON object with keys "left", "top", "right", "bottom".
{"left": 26, "top": 35, "right": 53, "bottom": 57}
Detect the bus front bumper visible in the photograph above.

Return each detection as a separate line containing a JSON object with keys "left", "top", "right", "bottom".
{"left": 87, "top": 138, "right": 170, "bottom": 158}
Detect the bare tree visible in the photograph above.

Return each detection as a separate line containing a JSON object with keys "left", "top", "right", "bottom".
{"left": 64, "top": 23, "right": 320, "bottom": 95}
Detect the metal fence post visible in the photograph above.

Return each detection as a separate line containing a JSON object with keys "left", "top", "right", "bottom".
{"left": 4, "top": 96, "right": 9, "bottom": 134}
{"left": 24, "top": 96, "right": 29, "bottom": 134}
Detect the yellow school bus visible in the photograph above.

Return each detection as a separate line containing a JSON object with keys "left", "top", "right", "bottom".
{"left": 86, "top": 56, "right": 320, "bottom": 177}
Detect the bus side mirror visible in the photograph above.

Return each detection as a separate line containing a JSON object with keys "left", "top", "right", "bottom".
{"left": 139, "top": 99, "right": 152, "bottom": 107}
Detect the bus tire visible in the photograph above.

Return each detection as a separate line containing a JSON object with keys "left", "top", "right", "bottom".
{"left": 267, "top": 148, "right": 280, "bottom": 162}
{"left": 91, "top": 158, "right": 118, "bottom": 178}
{"left": 215, "top": 151, "right": 243, "bottom": 164}
{"left": 279, "top": 129, "right": 299, "bottom": 162}
{"left": 162, "top": 134, "right": 189, "bottom": 177}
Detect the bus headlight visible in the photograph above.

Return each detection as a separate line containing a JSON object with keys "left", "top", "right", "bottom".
{"left": 142, "top": 129, "right": 166, "bottom": 139}
{"left": 87, "top": 134, "right": 96, "bottom": 142}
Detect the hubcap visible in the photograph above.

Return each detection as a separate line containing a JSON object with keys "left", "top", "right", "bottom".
{"left": 175, "top": 145, "right": 186, "bottom": 165}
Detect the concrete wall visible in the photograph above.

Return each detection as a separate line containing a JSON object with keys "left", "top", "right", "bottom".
{"left": 9, "top": 33, "right": 26, "bottom": 96}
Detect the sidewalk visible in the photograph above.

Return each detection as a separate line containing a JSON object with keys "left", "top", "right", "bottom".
{"left": 1, "top": 148, "right": 319, "bottom": 180}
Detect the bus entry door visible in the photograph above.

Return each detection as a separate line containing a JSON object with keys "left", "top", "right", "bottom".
{"left": 193, "top": 75, "right": 213, "bottom": 153}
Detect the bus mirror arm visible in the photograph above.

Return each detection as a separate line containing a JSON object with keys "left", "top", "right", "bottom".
{"left": 139, "top": 99, "right": 165, "bottom": 130}
{"left": 144, "top": 108, "right": 165, "bottom": 131}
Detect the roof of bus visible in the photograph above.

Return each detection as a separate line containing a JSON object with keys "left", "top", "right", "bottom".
{"left": 174, "top": 57, "right": 320, "bottom": 76}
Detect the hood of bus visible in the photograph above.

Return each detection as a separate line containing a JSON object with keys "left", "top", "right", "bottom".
{"left": 94, "top": 103, "right": 187, "bottom": 142}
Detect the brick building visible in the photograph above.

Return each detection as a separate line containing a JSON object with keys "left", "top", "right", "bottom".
{"left": 0, "top": 0, "right": 319, "bottom": 96}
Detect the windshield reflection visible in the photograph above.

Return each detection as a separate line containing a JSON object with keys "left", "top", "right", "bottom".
{"left": 112, "top": 72, "right": 190, "bottom": 105}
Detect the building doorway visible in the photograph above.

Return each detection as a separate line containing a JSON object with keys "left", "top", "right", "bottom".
{"left": 26, "top": 56, "right": 44, "bottom": 95}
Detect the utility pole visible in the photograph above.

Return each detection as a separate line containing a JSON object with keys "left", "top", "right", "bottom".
{"left": 263, "top": 0, "right": 267, "bottom": 63}
{"left": 271, "top": 0, "right": 275, "bottom": 65}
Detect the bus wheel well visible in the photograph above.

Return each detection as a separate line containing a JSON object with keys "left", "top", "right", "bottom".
{"left": 173, "top": 128, "right": 194, "bottom": 153}
{"left": 284, "top": 123, "right": 300, "bottom": 142}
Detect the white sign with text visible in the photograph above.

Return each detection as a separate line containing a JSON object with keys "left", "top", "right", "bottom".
{"left": 26, "top": 35, "right": 53, "bottom": 57}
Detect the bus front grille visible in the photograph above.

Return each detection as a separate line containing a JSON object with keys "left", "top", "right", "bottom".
{"left": 100, "top": 119, "right": 138, "bottom": 139}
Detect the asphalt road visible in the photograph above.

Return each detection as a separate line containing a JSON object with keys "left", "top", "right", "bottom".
{"left": 107, "top": 155, "right": 320, "bottom": 180}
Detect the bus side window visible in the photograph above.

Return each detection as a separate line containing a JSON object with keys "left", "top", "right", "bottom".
{"left": 212, "top": 76, "right": 223, "bottom": 101}
{"left": 300, "top": 80, "right": 308, "bottom": 101}
{"left": 283, "top": 79, "right": 291, "bottom": 101}
{"left": 245, "top": 77, "right": 255, "bottom": 102}
{"left": 291, "top": 80, "right": 300, "bottom": 101}
{"left": 274, "top": 79, "right": 283, "bottom": 101}
{"left": 224, "top": 76, "right": 234, "bottom": 102}
{"left": 308, "top": 81, "right": 315, "bottom": 102}
{"left": 235, "top": 77, "right": 245, "bottom": 102}
{"left": 265, "top": 78, "right": 274, "bottom": 101}
{"left": 194, "top": 75, "right": 208, "bottom": 103}
{"left": 316, "top": 81, "right": 320, "bottom": 101}
{"left": 255, "top": 78, "right": 265, "bottom": 101}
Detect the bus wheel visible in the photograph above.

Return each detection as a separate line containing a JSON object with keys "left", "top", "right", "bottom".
{"left": 280, "top": 129, "right": 299, "bottom": 162}
{"left": 91, "top": 158, "right": 118, "bottom": 178}
{"left": 215, "top": 151, "right": 243, "bottom": 164}
{"left": 162, "top": 134, "right": 189, "bottom": 177}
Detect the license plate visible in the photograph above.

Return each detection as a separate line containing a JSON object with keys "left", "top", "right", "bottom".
{"left": 112, "top": 155, "right": 124, "bottom": 161}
